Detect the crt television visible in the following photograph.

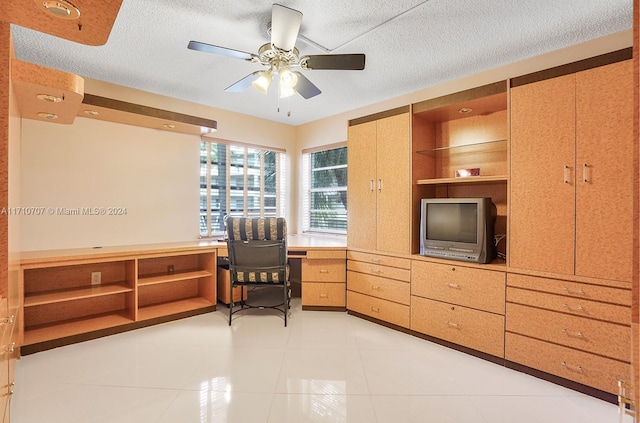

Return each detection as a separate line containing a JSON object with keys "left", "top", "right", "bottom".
{"left": 420, "top": 197, "right": 497, "bottom": 264}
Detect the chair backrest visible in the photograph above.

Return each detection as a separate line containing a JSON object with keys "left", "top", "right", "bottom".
{"left": 225, "top": 216, "right": 287, "bottom": 242}
{"left": 224, "top": 217, "right": 287, "bottom": 284}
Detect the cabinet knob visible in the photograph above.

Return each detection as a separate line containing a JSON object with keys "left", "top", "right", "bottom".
{"left": 561, "top": 287, "right": 586, "bottom": 296}
{"left": 561, "top": 361, "right": 583, "bottom": 373}
{"left": 562, "top": 304, "right": 585, "bottom": 313}
{"left": 450, "top": 267, "right": 456, "bottom": 271}
{"left": 561, "top": 328, "right": 584, "bottom": 338}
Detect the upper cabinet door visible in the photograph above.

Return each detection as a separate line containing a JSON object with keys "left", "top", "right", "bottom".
{"left": 376, "top": 112, "right": 411, "bottom": 255}
{"left": 575, "top": 60, "right": 633, "bottom": 282}
{"left": 510, "top": 74, "right": 576, "bottom": 275}
{"left": 347, "top": 121, "right": 378, "bottom": 250}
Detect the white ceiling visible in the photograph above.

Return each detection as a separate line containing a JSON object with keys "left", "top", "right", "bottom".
{"left": 11, "top": 0, "right": 633, "bottom": 126}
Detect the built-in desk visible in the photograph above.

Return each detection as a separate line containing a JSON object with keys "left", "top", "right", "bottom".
{"left": 19, "top": 235, "right": 347, "bottom": 354}
{"left": 217, "top": 234, "right": 348, "bottom": 310}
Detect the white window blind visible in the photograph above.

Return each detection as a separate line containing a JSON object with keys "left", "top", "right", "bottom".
{"left": 302, "top": 145, "right": 347, "bottom": 233}
{"left": 200, "top": 140, "right": 286, "bottom": 237}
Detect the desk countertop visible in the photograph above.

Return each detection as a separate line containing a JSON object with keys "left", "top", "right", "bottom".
{"left": 20, "top": 234, "right": 347, "bottom": 266}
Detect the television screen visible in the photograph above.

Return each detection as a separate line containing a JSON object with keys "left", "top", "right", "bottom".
{"left": 426, "top": 203, "right": 477, "bottom": 243}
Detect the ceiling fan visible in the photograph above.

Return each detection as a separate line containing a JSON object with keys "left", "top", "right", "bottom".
{"left": 188, "top": 4, "right": 366, "bottom": 104}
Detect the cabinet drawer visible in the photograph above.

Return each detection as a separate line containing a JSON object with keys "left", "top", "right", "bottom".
{"left": 505, "top": 332, "right": 630, "bottom": 394}
{"left": 347, "top": 291, "right": 410, "bottom": 328}
{"left": 347, "top": 251, "right": 411, "bottom": 269}
{"left": 302, "top": 259, "right": 346, "bottom": 283}
{"left": 302, "top": 282, "right": 346, "bottom": 307}
{"left": 507, "top": 273, "right": 631, "bottom": 306}
{"left": 412, "top": 260, "right": 505, "bottom": 314}
{"left": 347, "top": 260, "right": 410, "bottom": 282}
{"left": 411, "top": 296, "right": 505, "bottom": 357}
{"left": 506, "top": 303, "right": 630, "bottom": 362}
{"left": 347, "top": 270, "right": 410, "bottom": 305}
{"left": 507, "top": 287, "right": 630, "bottom": 325}
{"left": 305, "top": 250, "right": 346, "bottom": 260}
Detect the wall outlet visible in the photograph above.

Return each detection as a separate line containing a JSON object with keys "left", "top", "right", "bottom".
{"left": 91, "top": 272, "right": 101, "bottom": 286}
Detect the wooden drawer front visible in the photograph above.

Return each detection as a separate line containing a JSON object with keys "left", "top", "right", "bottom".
{"left": 305, "top": 250, "right": 346, "bottom": 260}
{"left": 411, "top": 296, "right": 505, "bottom": 357}
{"left": 347, "top": 270, "right": 410, "bottom": 305}
{"left": 507, "top": 287, "right": 630, "bottom": 325}
{"left": 347, "top": 251, "right": 411, "bottom": 269}
{"left": 347, "top": 260, "right": 410, "bottom": 282}
{"left": 302, "top": 259, "right": 346, "bottom": 283}
{"left": 506, "top": 332, "right": 630, "bottom": 394}
{"left": 507, "top": 273, "right": 631, "bottom": 306}
{"left": 347, "top": 291, "right": 410, "bottom": 328}
{"left": 506, "top": 303, "right": 630, "bottom": 362}
{"left": 302, "top": 282, "right": 346, "bottom": 307}
{"left": 412, "top": 260, "right": 505, "bottom": 314}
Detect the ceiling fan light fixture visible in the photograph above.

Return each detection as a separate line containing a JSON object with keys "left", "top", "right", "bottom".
{"left": 279, "top": 67, "right": 298, "bottom": 89}
{"left": 252, "top": 71, "right": 272, "bottom": 95}
{"left": 279, "top": 86, "right": 296, "bottom": 99}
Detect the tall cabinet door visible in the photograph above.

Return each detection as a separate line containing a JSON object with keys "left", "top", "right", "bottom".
{"left": 510, "top": 74, "right": 576, "bottom": 275}
{"left": 575, "top": 60, "right": 633, "bottom": 282}
{"left": 376, "top": 112, "right": 411, "bottom": 255}
{"left": 347, "top": 121, "right": 377, "bottom": 250}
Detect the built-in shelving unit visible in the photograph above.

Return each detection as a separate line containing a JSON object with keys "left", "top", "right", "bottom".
{"left": 20, "top": 244, "right": 218, "bottom": 353}
{"left": 410, "top": 81, "right": 509, "bottom": 256}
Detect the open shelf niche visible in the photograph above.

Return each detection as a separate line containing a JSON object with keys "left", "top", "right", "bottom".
{"left": 410, "top": 81, "right": 509, "bottom": 257}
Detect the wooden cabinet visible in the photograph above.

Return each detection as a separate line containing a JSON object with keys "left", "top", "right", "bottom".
{"left": 410, "top": 260, "right": 506, "bottom": 357}
{"left": 347, "top": 107, "right": 411, "bottom": 255}
{"left": 346, "top": 251, "right": 411, "bottom": 328}
{"left": 510, "top": 59, "right": 633, "bottom": 282}
{"left": 301, "top": 250, "right": 346, "bottom": 310}
{"left": 20, "top": 244, "right": 218, "bottom": 353}
{"left": 505, "top": 273, "right": 632, "bottom": 394}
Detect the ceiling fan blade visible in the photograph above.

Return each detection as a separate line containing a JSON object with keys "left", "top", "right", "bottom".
{"left": 188, "top": 40, "right": 256, "bottom": 61}
{"left": 270, "top": 4, "right": 302, "bottom": 51}
{"left": 225, "top": 71, "right": 262, "bottom": 93}
{"left": 293, "top": 72, "right": 321, "bottom": 99}
{"left": 302, "top": 54, "right": 366, "bottom": 70}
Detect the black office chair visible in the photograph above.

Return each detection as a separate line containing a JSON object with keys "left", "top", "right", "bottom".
{"left": 224, "top": 216, "right": 290, "bottom": 326}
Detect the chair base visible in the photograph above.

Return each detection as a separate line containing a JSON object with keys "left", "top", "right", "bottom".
{"left": 228, "top": 285, "right": 290, "bottom": 326}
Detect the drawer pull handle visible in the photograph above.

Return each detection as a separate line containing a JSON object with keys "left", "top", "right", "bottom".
{"left": 319, "top": 270, "right": 329, "bottom": 273}
{"left": 562, "top": 304, "right": 585, "bottom": 313}
{"left": 561, "top": 361, "right": 583, "bottom": 373}
{"left": 561, "top": 328, "right": 584, "bottom": 338}
{"left": 370, "top": 258, "right": 381, "bottom": 263}
{"left": 370, "top": 307, "right": 380, "bottom": 313}
{"left": 445, "top": 321, "right": 459, "bottom": 328}
{"left": 562, "top": 287, "right": 585, "bottom": 296}
{"left": 319, "top": 293, "right": 328, "bottom": 298}
{"left": 371, "top": 269, "right": 382, "bottom": 275}
{"left": 2, "top": 343, "right": 15, "bottom": 354}
{"left": 445, "top": 283, "right": 460, "bottom": 289}
{"left": 371, "top": 285, "right": 381, "bottom": 291}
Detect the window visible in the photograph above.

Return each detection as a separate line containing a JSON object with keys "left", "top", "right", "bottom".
{"left": 200, "top": 141, "right": 286, "bottom": 237}
{"left": 302, "top": 145, "right": 347, "bottom": 233}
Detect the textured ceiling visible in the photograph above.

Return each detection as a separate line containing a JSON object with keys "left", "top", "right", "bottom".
{"left": 11, "top": 0, "right": 633, "bottom": 126}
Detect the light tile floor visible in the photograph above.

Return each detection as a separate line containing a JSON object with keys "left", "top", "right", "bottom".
{"left": 11, "top": 299, "right": 630, "bottom": 422}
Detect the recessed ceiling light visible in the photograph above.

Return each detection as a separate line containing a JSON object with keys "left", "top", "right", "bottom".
{"left": 37, "top": 112, "right": 59, "bottom": 120}
{"left": 37, "top": 0, "right": 81, "bottom": 20}
{"left": 83, "top": 110, "right": 99, "bottom": 116}
{"left": 36, "top": 94, "right": 63, "bottom": 103}
{"left": 458, "top": 107, "right": 473, "bottom": 114}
